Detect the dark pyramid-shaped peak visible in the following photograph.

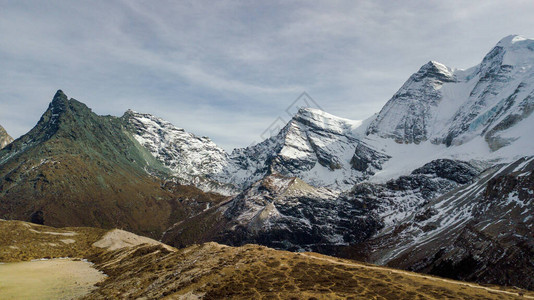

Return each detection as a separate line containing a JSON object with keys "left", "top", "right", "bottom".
{"left": 39, "top": 90, "right": 96, "bottom": 128}
{"left": 43, "top": 89, "right": 69, "bottom": 113}
{"left": 53, "top": 89, "right": 67, "bottom": 101}
{"left": 47, "top": 89, "right": 69, "bottom": 116}
{"left": 0, "top": 90, "right": 101, "bottom": 156}
{"left": 1, "top": 90, "right": 170, "bottom": 175}
{"left": 411, "top": 61, "right": 455, "bottom": 83}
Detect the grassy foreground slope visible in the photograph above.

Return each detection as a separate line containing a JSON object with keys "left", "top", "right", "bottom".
{"left": 1, "top": 220, "right": 532, "bottom": 299}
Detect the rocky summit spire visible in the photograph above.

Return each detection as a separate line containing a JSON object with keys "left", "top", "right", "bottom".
{"left": 0, "top": 124, "right": 13, "bottom": 149}
{"left": 48, "top": 89, "right": 69, "bottom": 115}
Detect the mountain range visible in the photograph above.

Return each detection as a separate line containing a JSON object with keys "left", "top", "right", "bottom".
{"left": 1, "top": 34, "right": 533, "bottom": 290}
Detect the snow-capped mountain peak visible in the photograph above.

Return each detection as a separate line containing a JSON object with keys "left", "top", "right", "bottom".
{"left": 124, "top": 110, "right": 228, "bottom": 174}
{"left": 123, "top": 110, "right": 236, "bottom": 194}
{"left": 496, "top": 34, "right": 532, "bottom": 48}
{"left": 367, "top": 35, "right": 534, "bottom": 156}
{"left": 213, "top": 107, "right": 389, "bottom": 191}
{"left": 366, "top": 60, "right": 456, "bottom": 144}
{"left": 494, "top": 34, "right": 534, "bottom": 66}
{"left": 418, "top": 61, "right": 455, "bottom": 82}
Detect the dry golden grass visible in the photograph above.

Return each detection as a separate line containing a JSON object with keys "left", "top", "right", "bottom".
{"left": 1, "top": 220, "right": 533, "bottom": 300}
{"left": 86, "top": 243, "right": 534, "bottom": 299}
{"left": 0, "top": 220, "right": 106, "bottom": 262}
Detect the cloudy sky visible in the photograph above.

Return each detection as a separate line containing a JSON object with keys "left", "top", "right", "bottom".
{"left": 2, "top": 1, "right": 534, "bottom": 150}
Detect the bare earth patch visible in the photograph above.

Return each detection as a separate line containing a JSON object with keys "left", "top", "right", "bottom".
{"left": 0, "top": 258, "right": 106, "bottom": 300}
{"left": 92, "top": 229, "right": 175, "bottom": 252}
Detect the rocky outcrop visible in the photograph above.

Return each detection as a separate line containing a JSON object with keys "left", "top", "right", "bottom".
{"left": 0, "top": 125, "right": 13, "bottom": 149}
{"left": 360, "top": 156, "right": 534, "bottom": 290}
{"left": 163, "top": 174, "right": 384, "bottom": 253}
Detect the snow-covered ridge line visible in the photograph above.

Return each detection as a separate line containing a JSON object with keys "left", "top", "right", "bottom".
{"left": 123, "top": 110, "right": 238, "bottom": 195}
{"left": 123, "top": 35, "right": 534, "bottom": 193}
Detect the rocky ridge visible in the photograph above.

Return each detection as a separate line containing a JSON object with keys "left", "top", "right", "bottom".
{"left": 123, "top": 110, "right": 237, "bottom": 195}
{"left": 214, "top": 108, "right": 390, "bottom": 191}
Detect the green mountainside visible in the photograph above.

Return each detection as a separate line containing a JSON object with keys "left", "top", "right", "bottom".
{"left": 0, "top": 91, "right": 225, "bottom": 238}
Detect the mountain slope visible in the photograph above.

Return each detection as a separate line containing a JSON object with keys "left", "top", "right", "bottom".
{"left": 0, "top": 124, "right": 13, "bottom": 149}
{"left": 163, "top": 173, "right": 384, "bottom": 252}
{"left": 354, "top": 156, "right": 534, "bottom": 290}
{"left": 0, "top": 91, "right": 225, "bottom": 238}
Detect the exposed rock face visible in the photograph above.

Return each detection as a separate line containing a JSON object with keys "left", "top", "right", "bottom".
{"left": 358, "top": 156, "right": 534, "bottom": 290}
{"left": 348, "top": 159, "right": 481, "bottom": 227}
{"left": 0, "top": 125, "right": 13, "bottom": 149}
{"left": 164, "top": 160, "right": 478, "bottom": 254}
{"left": 163, "top": 174, "right": 384, "bottom": 252}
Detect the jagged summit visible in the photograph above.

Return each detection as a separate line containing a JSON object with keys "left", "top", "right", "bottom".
{"left": 52, "top": 89, "right": 67, "bottom": 101}
{"left": 0, "top": 125, "right": 13, "bottom": 149}
{"left": 47, "top": 90, "right": 70, "bottom": 114}
{"left": 414, "top": 61, "right": 455, "bottom": 82}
